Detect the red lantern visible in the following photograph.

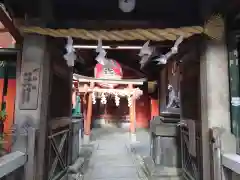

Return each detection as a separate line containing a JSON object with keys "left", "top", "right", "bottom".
{"left": 94, "top": 59, "right": 123, "bottom": 88}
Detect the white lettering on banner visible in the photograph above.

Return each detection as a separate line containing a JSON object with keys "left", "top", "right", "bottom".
{"left": 19, "top": 62, "right": 41, "bottom": 110}
{"left": 103, "top": 68, "right": 115, "bottom": 76}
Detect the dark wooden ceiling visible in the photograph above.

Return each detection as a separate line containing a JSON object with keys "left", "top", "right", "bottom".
{"left": 74, "top": 48, "right": 145, "bottom": 77}
{"left": 6, "top": 0, "right": 203, "bottom": 29}
{"left": 74, "top": 48, "right": 167, "bottom": 80}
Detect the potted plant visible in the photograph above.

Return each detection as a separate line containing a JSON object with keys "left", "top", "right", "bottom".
{"left": 0, "top": 135, "right": 6, "bottom": 156}
{"left": 0, "top": 109, "right": 7, "bottom": 156}
{"left": 0, "top": 109, "right": 7, "bottom": 134}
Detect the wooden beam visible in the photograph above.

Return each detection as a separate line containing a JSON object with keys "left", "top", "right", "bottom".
{"left": 78, "top": 87, "right": 143, "bottom": 96}
{"left": 0, "top": 7, "right": 22, "bottom": 43}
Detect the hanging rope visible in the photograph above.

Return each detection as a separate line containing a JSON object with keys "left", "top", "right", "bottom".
{"left": 19, "top": 14, "right": 224, "bottom": 41}
{"left": 19, "top": 26, "right": 204, "bottom": 41}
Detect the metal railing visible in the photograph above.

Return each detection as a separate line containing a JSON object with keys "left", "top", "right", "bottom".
{"left": 0, "top": 126, "right": 36, "bottom": 180}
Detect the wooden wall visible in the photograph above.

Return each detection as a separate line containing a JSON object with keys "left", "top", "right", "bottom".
{"left": 49, "top": 41, "right": 72, "bottom": 119}
{"left": 158, "top": 37, "right": 201, "bottom": 127}
{"left": 180, "top": 50, "right": 201, "bottom": 127}
{"left": 158, "top": 60, "right": 181, "bottom": 113}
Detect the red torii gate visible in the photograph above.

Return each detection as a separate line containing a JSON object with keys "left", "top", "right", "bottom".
{"left": 73, "top": 74, "right": 146, "bottom": 143}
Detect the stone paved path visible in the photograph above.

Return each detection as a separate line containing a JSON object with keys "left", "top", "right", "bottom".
{"left": 83, "top": 128, "right": 146, "bottom": 180}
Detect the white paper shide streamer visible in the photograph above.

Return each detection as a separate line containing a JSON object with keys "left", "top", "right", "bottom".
{"left": 127, "top": 95, "right": 132, "bottom": 107}
{"left": 138, "top": 36, "right": 184, "bottom": 68}
{"left": 92, "top": 92, "right": 96, "bottom": 104}
{"left": 101, "top": 93, "right": 107, "bottom": 104}
{"left": 64, "top": 36, "right": 76, "bottom": 67}
{"left": 115, "top": 94, "right": 120, "bottom": 106}
{"left": 153, "top": 36, "right": 183, "bottom": 65}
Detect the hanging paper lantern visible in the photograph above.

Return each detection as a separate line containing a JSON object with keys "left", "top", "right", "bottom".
{"left": 94, "top": 59, "right": 123, "bottom": 88}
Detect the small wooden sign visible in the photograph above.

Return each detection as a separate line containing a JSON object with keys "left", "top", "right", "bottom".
{"left": 19, "top": 62, "right": 41, "bottom": 110}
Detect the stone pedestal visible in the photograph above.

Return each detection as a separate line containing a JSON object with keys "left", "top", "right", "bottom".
{"left": 149, "top": 115, "right": 181, "bottom": 178}
{"left": 71, "top": 118, "right": 82, "bottom": 163}
{"left": 83, "top": 134, "right": 90, "bottom": 144}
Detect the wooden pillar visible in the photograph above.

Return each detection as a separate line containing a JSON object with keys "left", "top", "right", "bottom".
{"left": 85, "top": 93, "right": 92, "bottom": 135}
{"left": 83, "top": 82, "right": 94, "bottom": 143}
{"left": 13, "top": 35, "right": 51, "bottom": 180}
{"left": 131, "top": 99, "right": 136, "bottom": 133}
{"left": 200, "top": 38, "right": 231, "bottom": 180}
{"left": 128, "top": 84, "right": 136, "bottom": 141}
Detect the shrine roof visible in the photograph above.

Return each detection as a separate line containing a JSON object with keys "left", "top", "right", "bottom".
{"left": 73, "top": 74, "right": 146, "bottom": 85}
